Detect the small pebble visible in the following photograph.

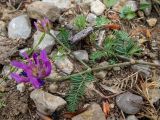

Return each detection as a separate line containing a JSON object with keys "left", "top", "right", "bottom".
{"left": 17, "top": 83, "right": 25, "bottom": 92}
{"left": 49, "top": 84, "right": 58, "bottom": 93}
{"left": 147, "top": 18, "right": 157, "bottom": 27}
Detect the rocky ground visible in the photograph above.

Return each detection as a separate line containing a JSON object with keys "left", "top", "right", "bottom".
{"left": 0, "top": 0, "right": 160, "bottom": 120}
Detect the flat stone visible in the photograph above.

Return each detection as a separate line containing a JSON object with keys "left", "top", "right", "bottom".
{"left": 30, "top": 89, "right": 66, "bottom": 115}
{"left": 42, "top": 0, "right": 71, "bottom": 11}
{"left": 73, "top": 50, "right": 89, "bottom": 62}
{"left": 27, "top": 1, "right": 61, "bottom": 22}
{"left": 90, "top": 0, "right": 106, "bottom": 16}
{"left": 55, "top": 56, "right": 74, "bottom": 74}
{"left": 126, "top": 115, "right": 138, "bottom": 120}
{"left": 72, "top": 103, "right": 106, "bottom": 120}
{"left": 8, "top": 15, "right": 31, "bottom": 39}
{"left": 132, "top": 63, "right": 151, "bottom": 78}
{"left": 116, "top": 92, "right": 143, "bottom": 114}
{"left": 33, "top": 30, "right": 56, "bottom": 54}
{"left": 147, "top": 18, "right": 157, "bottom": 27}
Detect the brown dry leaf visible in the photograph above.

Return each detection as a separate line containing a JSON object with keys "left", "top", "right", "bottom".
{"left": 105, "top": 24, "right": 121, "bottom": 30}
{"left": 63, "top": 106, "right": 89, "bottom": 119}
{"left": 102, "top": 100, "right": 110, "bottom": 118}
{"left": 37, "top": 111, "right": 53, "bottom": 120}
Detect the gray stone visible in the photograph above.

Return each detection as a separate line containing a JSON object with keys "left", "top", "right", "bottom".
{"left": 72, "top": 103, "right": 106, "bottom": 120}
{"left": 86, "top": 13, "right": 97, "bottom": 24}
{"left": 8, "top": 15, "right": 31, "bottom": 39}
{"left": 132, "top": 63, "right": 151, "bottom": 78}
{"left": 30, "top": 89, "right": 66, "bottom": 115}
{"left": 90, "top": 0, "right": 106, "bottom": 15}
{"left": 125, "top": 0, "right": 138, "bottom": 12}
{"left": 33, "top": 30, "right": 56, "bottom": 54}
{"left": 19, "top": 48, "right": 30, "bottom": 56}
{"left": 55, "top": 56, "right": 74, "bottom": 74}
{"left": 0, "top": 21, "right": 7, "bottom": 36}
{"left": 116, "top": 92, "right": 143, "bottom": 114}
{"left": 17, "top": 83, "right": 25, "bottom": 92}
{"left": 126, "top": 115, "right": 138, "bottom": 120}
{"left": 42, "top": 0, "right": 71, "bottom": 11}
{"left": 27, "top": 1, "right": 61, "bottom": 22}
{"left": 73, "top": 50, "right": 89, "bottom": 62}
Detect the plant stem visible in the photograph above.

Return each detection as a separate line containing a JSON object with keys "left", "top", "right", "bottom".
{"left": 49, "top": 32, "right": 91, "bottom": 69}
{"left": 46, "top": 60, "right": 160, "bottom": 82}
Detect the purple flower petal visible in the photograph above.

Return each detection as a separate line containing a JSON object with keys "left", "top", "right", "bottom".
{"left": 44, "top": 61, "right": 52, "bottom": 76}
{"left": 33, "top": 53, "right": 39, "bottom": 64}
{"left": 29, "top": 76, "right": 43, "bottom": 89}
{"left": 10, "top": 73, "right": 29, "bottom": 83}
{"left": 11, "top": 61, "right": 28, "bottom": 70}
{"left": 40, "top": 49, "right": 48, "bottom": 62}
{"left": 34, "top": 21, "right": 39, "bottom": 31}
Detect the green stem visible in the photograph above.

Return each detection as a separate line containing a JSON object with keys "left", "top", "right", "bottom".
{"left": 46, "top": 60, "right": 160, "bottom": 82}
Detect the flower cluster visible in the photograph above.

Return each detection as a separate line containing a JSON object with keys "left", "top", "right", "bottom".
{"left": 34, "top": 17, "right": 51, "bottom": 33}
{"left": 10, "top": 49, "right": 51, "bottom": 89}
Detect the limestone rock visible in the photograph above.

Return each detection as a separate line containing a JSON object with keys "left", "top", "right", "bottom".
{"left": 73, "top": 50, "right": 89, "bottom": 62}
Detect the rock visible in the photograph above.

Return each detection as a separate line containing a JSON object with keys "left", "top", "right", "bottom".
{"left": 17, "top": 83, "right": 25, "bottom": 92}
{"left": 116, "top": 92, "right": 143, "bottom": 114}
{"left": 126, "top": 115, "right": 138, "bottom": 120}
{"left": 0, "top": 79, "right": 7, "bottom": 92}
{"left": 42, "top": 0, "right": 71, "bottom": 11}
{"left": 86, "top": 13, "right": 97, "bottom": 24}
{"left": 113, "top": 67, "right": 121, "bottom": 71}
{"left": 55, "top": 56, "right": 74, "bottom": 74}
{"left": 0, "top": 21, "right": 7, "bottom": 36}
{"left": 2, "top": 65, "right": 12, "bottom": 79}
{"left": 71, "top": 27, "right": 94, "bottom": 43}
{"left": 72, "top": 103, "right": 106, "bottom": 120}
{"left": 73, "top": 50, "right": 89, "bottom": 62}
{"left": 132, "top": 63, "right": 151, "bottom": 78}
{"left": 90, "top": 0, "right": 106, "bottom": 16}
{"left": 27, "top": 1, "right": 61, "bottom": 22}
{"left": 19, "top": 48, "right": 30, "bottom": 56}
{"left": 147, "top": 18, "right": 157, "bottom": 27}
{"left": 140, "top": 0, "right": 152, "bottom": 16}
{"left": 8, "top": 15, "right": 31, "bottom": 39}
{"left": 95, "top": 71, "right": 107, "bottom": 79}
{"left": 112, "top": 0, "right": 127, "bottom": 12}
{"left": 33, "top": 30, "right": 56, "bottom": 54}
{"left": 30, "top": 89, "right": 66, "bottom": 115}
{"left": 49, "top": 84, "right": 58, "bottom": 93}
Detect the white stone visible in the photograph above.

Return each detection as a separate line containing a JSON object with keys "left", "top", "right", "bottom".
{"left": 73, "top": 50, "right": 89, "bottom": 62}
{"left": 147, "top": 18, "right": 157, "bottom": 27}
{"left": 126, "top": 115, "right": 138, "bottom": 120}
{"left": 86, "top": 13, "right": 97, "bottom": 24}
{"left": 33, "top": 30, "right": 57, "bottom": 54}
{"left": 55, "top": 56, "right": 74, "bottom": 74}
{"left": 49, "top": 84, "right": 58, "bottom": 93}
{"left": 8, "top": 15, "right": 31, "bottom": 39}
{"left": 90, "top": 0, "right": 106, "bottom": 16}
{"left": 30, "top": 89, "right": 66, "bottom": 115}
{"left": 42, "top": 0, "right": 71, "bottom": 10}
{"left": 17, "top": 83, "right": 25, "bottom": 92}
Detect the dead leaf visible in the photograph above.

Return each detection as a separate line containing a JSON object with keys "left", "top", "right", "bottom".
{"left": 63, "top": 106, "right": 89, "bottom": 119}
{"left": 102, "top": 100, "right": 110, "bottom": 118}
{"left": 105, "top": 24, "right": 121, "bottom": 30}
{"left": 37, "top": 111, "right": 52, "bottom": 120}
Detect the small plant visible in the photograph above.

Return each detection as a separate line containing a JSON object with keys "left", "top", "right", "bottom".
{"left": 74, "top": 15, "right": 87, "bottom": 30}
{"left": 140, "top": 1, "right": 151, "bottom": 11}
{"left": 90, "top": 31, "right": 141, "bottom": 61}
{"left": 57, "top": 28, "right": 71, "bottom": 49}
{"left": 103, "top": 0, "right": 118, "bottom": 7}
{"left": 66, "top": 73, "right": 94, "bottom": 112}
{"left": 120, "top": 6, "right": 136, "bottom": 20}
{"left": 96, "top": 16, "right": 111, "bottom": 27}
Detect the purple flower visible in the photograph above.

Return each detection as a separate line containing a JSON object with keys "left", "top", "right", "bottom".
{"left": 34, "top": 17, "right": 51, "bottom": 33}
{"left": 10, "top": 49, "right": 52, "bottom": 89}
